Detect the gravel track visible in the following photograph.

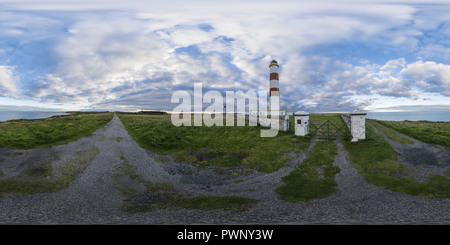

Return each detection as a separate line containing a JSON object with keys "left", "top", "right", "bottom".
{"left": 0, "top": 114, "right": 449, "bottom": 224}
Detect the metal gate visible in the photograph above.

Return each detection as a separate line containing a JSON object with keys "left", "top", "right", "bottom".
{"left": 309, "top": 120, "right": 349, "bottom": 139}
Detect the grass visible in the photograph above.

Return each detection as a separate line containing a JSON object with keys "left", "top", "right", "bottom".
{"left": 343, "top": 123, "right": 450, "bottom": 198}
{"left": 117, "top": 113, "right": 310, "bottom": 173}
{"left": 0, "top": 147, "right": 98, "bottom": 196}
{"left": 374, "top": 120, "right": 450, "bottom": 147}
{"left": 113, "top": 155, "right": 173, "bottom": 197}
{"left": 113, "top": 155, "right": 257, "bottom": 212}
{"left": 125, "top": 195, "right": 258, "bottom": 213}
{"left": 368, "top": 120, "right": 415, "bottom": 144}
{"left": 56, "top": 147, "right": 99, "bottom": 183}
{"left": 0, "top": 112, "right": 113, "bottom": 149}
{"left": 276, "top": 141, "right": 340, "bottom": 203}
{"left": 309, "top": 116, "right": 348, "bottom": 127}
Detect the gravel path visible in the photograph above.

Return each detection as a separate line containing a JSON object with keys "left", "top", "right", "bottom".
{"left": 0, "top": 114, "right": 449, "bottom": 224}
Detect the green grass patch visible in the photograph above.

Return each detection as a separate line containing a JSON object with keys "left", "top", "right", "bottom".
{"left": 118, "top": 114, "right": 310, "bottom": 173}
{"left": 375, "top": 120, "right": 450, "bottom": 147}
{"left": 25, "top": 165, "right": 52, "bottom": 178}
{"left": 56, "top": 147, "right": 99, "bottom": 183}
{"left": 309, "top": 115, "right": 347, "bottom": 126}
{"left": 113, "top": 155, "right": 257, "bottom": 212}
{"left": 0, "top": 112, "right": 113, "bottom": 149}
{"left": 276, "top": 141, "right": 340, "bottom": 203}
{"left": 0, "top": 178, "right": 65, "bottom": 196}
{"left": 343, "top": 123, "right": 450, "bottom": 198}
{"left": 0, "top": 147, "right": 98, "bottom": 196}
{"left": 125, "top": 195, "right": 258, "bottom": 213}
{"left": 368, "top": 120, "right": 415, "bottom": 144}
{"left": 113, "top": 155, "right": 173, "bottom": 197}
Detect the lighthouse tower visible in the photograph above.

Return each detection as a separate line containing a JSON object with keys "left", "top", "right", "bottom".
{"left": 269, "top": 60, "right": 280, "bottom": 115}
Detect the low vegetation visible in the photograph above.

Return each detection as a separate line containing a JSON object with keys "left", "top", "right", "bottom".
{"left": 56, "top": 147, "right": 99, "bottom": 184}
{"left": 368, "top": 120, "right": 415, "bottom": 144}
{"left": 113, "top": 155, "right": 257, "bottom": 212}
{"left": 343, "top": 123, "right": 450, "bottom": 198}
{"left": 374, "top": 120, "right": 450, "bottom": 147}
{"left": 113, "top": 155, "right": 173, "bottom": 198}
{"left": 0, "top": 147, "right": 98, "bottom": 196}
{"left": 276, "top": 141, "right": 340, "bottom": 203}
{"left": 309, "top": 115, "right": 349, "bottom": 128}
{"left": 125, "top": 194, "right": 258, "bottom": 213}
{"left": 0, "top": 112, "right": 113, "bottom": 149}
{"left": 118, "top": 113, "right": 310, "bottom": 173}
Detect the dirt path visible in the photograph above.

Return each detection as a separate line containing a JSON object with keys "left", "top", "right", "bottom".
{"left": 0, "top": 114, "right": 173, "bottom": 223}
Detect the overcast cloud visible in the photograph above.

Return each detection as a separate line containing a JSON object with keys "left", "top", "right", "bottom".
{"left": 0, "top": 0, "right": 449, "bottom": 112}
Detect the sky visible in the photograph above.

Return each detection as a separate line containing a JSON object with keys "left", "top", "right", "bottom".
{"left": 0, "top": 0, "right": 450, "bottom": 113}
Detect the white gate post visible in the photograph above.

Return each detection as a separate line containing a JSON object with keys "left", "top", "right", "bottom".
{"left": 350, "top": 109, "right": 367, "bottom": 142}
{"left": 294, "top": 111, "right": 309, "bottom": 136}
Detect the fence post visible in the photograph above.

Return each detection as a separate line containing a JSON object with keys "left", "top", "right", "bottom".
{"left": 350, "top": 109, "right": 367, "bottom": 142}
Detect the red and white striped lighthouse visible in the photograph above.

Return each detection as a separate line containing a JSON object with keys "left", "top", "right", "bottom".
{"left": 269, "top": 60, "right": 280, "bottom": 114}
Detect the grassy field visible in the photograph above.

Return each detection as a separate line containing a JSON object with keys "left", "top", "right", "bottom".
{"left": 118, "top": 113, "right": 310, "bottom": 173}
{"left": 368, "top": 120, "right": 415, "bottom": 144}
{"left": 309, "top": 115, "right": 348, "bottom": 127}
{"left": 374, "top": 120, "right": 450, "bottom": 147}
{"left": 276, "top": 141, "right": 340, "bottom": 203}
{"left": 343, "top": 122, "right": 450, "bottom": 198}
{"left": 0, "top": 112, "right": 113, "bottom": 149}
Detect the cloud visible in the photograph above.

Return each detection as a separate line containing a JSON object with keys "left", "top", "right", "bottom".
{"left": 0, "top": 65, "right": 17, "bottom": 96}
{"left": 400, "top": 60, "right": 450, "bottom": 95}
{"left": 379, "top": 58, "right": 407, "bottom": 76}
{"left": 1, "top": 1, "right": 450, "bottom": 112}
{"left": 0, "top": 11, "right": 63, "bottom": 44}
{"left": 90, "top": 89, "right": 175, "bottom": 112}
{"left": 32, "top": 15, "right": 176, "bottom": 102}
{"left": 278, "top": 56, "right": 450, "bottom": 112}
{"left": 417, "top": 44, "right": 450, "bottom": 61}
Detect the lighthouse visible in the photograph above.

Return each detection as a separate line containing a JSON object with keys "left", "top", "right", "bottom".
{"left": 247, "top": 59, "right": 287, "bottom": 133}
{"left": 269, "top": 60, "right": 280, "bottom": 115}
